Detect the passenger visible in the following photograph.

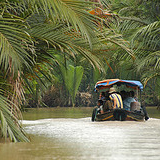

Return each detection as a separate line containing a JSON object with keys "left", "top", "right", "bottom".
{"left": 123, "top": 91, "right": 138, "bottom": 111}
{"left": 130, "top": 91, "right": 136, "bottom": 100}
{"left": 108, "top": 87, "right": 123, "bottom": 109}
{"left": 101, "top": 91, "right": 113, "bottom": 113}
{"left": 96, "top": 99, "right": 103, "bottom": 114}
{"left": 99, "top": 92, "right": 106, "bottom": 101}
{"left": 98, "top": 92, "right": 106, "bottom": 113}
{"left": 120, "top": 90, "right": 127, "bottom": 101}
{"left": 130, "top": 91, "right": 141, "bottom": 112}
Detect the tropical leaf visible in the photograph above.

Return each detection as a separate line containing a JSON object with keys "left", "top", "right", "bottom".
{"left": 132, "top": 21, "right": 160, "bottom": 50}
{"left": 26, "top": 0, "right": 99, "bottom": 46}
{"left": 136, "top": 51, "right": 160, "bottom": 72}
{"left": 0, "top": 17, "right": 34, "bottom": 76}
{"left": 93, "top": 67, "right": 102, "bottom": 84}
{"left": 63, "top": 65, "right": 84, "bottom": 107}
{"left": 98, "top": 27, "right": 135, "bottom": 59}
{"left": 28, "top": 22, "right": 104, "bottom": 72}
{"left": 0, "top": 94, "right": 29, "bottom": 142}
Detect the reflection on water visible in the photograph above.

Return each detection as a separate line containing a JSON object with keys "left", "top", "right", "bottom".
{"left": 0, "top": 107, "right": 160, "bottom": 160}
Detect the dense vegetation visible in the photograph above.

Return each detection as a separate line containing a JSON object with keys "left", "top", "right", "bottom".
{"left": 0, "top": 0, "right": 159, "bottom": 142}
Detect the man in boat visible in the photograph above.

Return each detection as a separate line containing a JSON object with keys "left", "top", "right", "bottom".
{"left": 122, "top": 91, "right": 136, "bottom": 111}
{"left": 95, "top": 99, "right": 104, "bottom": 114}
{"left": 123, "top": 91, "right": 141, "bottom": 112}
{"left": 101, "top": 91, "right": 113, "bottom": 113}
{"left": 108, "top": 87, "right": 123, "bottom": 109}
{"left": 99, "top": 92, "right": 106, "bottom": 101}
{"left": 96, "top": 91, "right": 113, "bottom": 114}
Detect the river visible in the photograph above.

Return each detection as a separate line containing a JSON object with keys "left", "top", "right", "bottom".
{"left": 0, "top": 107, "right": 160, "bottom": 160}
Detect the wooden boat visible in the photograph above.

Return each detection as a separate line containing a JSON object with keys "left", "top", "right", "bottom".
{"left": 92, "top": 79, "right": 149, "bottom": 121}
{"left": 92, "top": 108, "right": 146, "bottom": 121}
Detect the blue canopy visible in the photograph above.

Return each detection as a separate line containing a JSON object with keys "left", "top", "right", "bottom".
{"left": 94, "top": 79, "right": 143, "bottom": 91}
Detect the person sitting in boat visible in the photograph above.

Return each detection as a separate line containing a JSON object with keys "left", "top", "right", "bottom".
{"left": 123, "top": 91, "right": 139, "bottom": 111}
{"left": 109, "top": 87, "right": 123, "bottom": 109}
{"left": 101, "top": 91, "right": 113, "bottom": 113}
{"left": 122, "top": 91, "right": 135, "bottom": 111}
{"left": 99, "top": 92, "right": 106, "bottom": 101}
{"left": 98, "top": 92, "right": 106, "bottom": 112}
{"left": 120, "top": 90, "right": 127, "bottom": 101}
{"left": 96, "top": 99, "right": 104, "bottom": 114}
{"left": 129, "top": 91, "right": 141, "bottom": 112}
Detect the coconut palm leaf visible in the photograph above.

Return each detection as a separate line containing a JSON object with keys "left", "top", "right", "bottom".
{"left": 0, "top": 93, "right": 29, "bottom": 142}
{"left": 136, "top": 51, "right": 160, "bottom": 72}
{"left": 98, "top": 27, "right": 135, "bottom": 59}
{"left": 25, "top": 0, "right": 99, "bottom": 46}
{"left": 0, "top": 17, "right": 34, "bottom": 76}
{"left": 141, "top": 72, "right": 159, "bottom": 88}
{"left": 28, "top": 22, "right": 104, "bottom": 71}
{"left": 132, "top": 21, "right": 160, "bottom": 50}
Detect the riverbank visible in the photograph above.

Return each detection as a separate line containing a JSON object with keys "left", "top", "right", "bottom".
{"left": 22, "top": 106, "right": 160, "bottom": 120}
{"left": 145, "top": 106, "right": 160, "bottom": 119}
{"left": 22, "top": 107, "right": 93, "bottom": 120}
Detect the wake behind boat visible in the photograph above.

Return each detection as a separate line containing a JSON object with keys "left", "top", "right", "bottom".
{"left": 92, "top": 79, "right": 149, "bottom": 122}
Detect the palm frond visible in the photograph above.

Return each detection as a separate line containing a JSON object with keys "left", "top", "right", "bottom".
{"left": 0, "top": 94, "right": 29, "bottom": 142}
{"left": 28, "top": 22, "right": 104, "bottom": 72}
{"left": 26, "top": 0, "right": 99, "bottom": 46}
{"left": 0, "top": 17, "right": 34, "bottom": 76}
{"left": 140, "top": 69, "right": 160, "bottom": 87}
{"left": 99, "top": 28, "right": 135, "bottom": 59}
{"left": 132, "top": 21, "right": 160, "bottom": 50}
{"left": 136, "top": 50, "right": 160, "bottom": 72}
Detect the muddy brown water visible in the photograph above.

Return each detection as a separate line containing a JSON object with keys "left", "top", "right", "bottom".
{"left": 0, "top": 107, "right": 160, "bottom": 160}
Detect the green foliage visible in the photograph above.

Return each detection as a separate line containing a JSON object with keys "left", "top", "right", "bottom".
{"left": 107, "top": 0, "right": 160, "bottom": 105}
{"left": 0, "top": 94, "right": 29, "bottom": 142}
{"left": 0, "top": 0, "right": 104, "bottom": 142}
{"left": 1, "top": 0, "right": 159, "bottom": 142}
{"left": 93, "top": 68, "right": 102, "bottom": 84}
{"left": 63, "top": 65, "right": 84, "bottom": 107}
{"left": 0, "top": 18, "right": 33, "bottom": 77}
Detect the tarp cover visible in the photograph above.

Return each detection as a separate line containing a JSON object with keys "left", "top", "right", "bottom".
{"left": 94, "top": 79, "right": 143, "bottom": 91}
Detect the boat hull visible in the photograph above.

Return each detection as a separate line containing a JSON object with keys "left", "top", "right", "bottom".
{"left": 92, "top": 108, "right": 145, "bottom": 121}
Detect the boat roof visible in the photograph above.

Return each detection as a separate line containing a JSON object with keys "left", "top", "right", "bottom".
{"left": 94, "top": 79, "right": 143, "bottom": 91}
